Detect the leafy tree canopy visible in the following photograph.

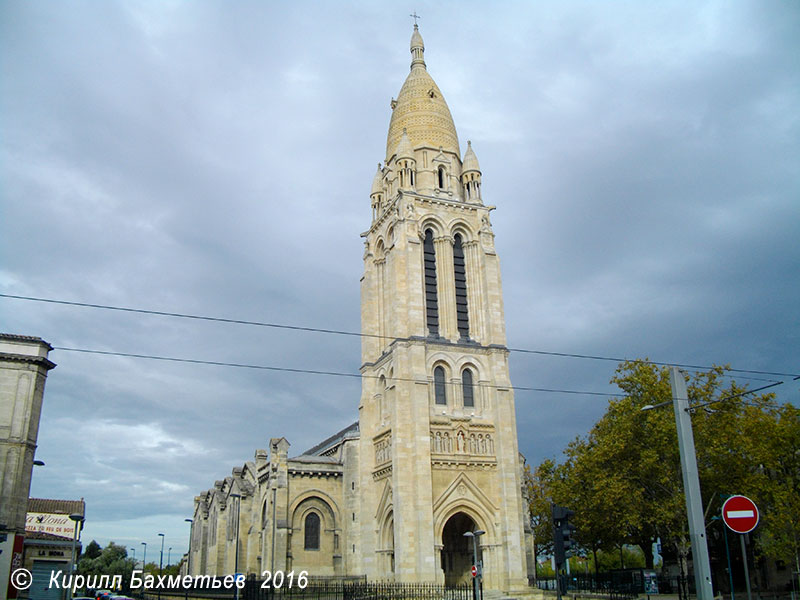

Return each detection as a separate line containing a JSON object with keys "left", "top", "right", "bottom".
{"left": 527, "top": 360, "right": 799, "bottom": 570}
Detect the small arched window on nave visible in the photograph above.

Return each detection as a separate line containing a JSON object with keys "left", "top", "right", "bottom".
{"left": 304, "top": 512, "right": 320, "bottom": 550}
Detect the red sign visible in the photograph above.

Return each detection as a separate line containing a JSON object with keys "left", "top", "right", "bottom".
{"left": 722, "top": 495, "right": 759, "bottom": 534}
{"left": 471, "top": 565, "right": 478, "bottom": 578}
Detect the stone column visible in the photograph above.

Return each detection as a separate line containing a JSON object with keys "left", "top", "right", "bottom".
{"left": 375, "top": 258, "right": 386, "bottom": 343}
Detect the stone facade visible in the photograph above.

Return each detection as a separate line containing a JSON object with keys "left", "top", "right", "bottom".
{"left": 0, "top": 334, "right": 56, "bottom": 599}
{"left": 190, "top": 26, "right": 533, "bottom": 592}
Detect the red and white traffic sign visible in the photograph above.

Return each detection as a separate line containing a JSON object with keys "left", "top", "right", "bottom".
{"left": 722, "top": 495, "right": 759, "bottom": 534}
{"left": 471, "top": 565, "right": 478, "bottom": 578}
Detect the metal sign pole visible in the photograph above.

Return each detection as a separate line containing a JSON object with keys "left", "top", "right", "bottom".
{"left": 740, "top": 535, "right": 752, "bottom": 600}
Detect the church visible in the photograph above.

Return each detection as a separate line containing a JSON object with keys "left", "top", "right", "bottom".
{"left": 189, "top": 25, "right": 534, "bottom": 592}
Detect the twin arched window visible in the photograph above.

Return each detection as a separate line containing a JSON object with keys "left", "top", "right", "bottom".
{"left": 434, "top": 365, "right": 476, "bottom": 408}
{"left": 423, "top": 229, "right": 470, "bottom": 339}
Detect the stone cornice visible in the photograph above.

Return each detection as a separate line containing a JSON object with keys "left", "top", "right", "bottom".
{"left": 361, "top": 336, "right": 508, "bottom": 370}
{"left": 0, "top": 352, "right": 56, "bottom": 371}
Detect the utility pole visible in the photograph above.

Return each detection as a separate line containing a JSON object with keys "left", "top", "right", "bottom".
{"left": 669, "top": 367, "right": 714, "bottom": 600}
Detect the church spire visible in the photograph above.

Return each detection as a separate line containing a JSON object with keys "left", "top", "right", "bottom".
{"left": 410, "top": 24, "right": 425, "bottom": 69}
{"left": 385, "top": 25, "right": 459, "bottom": 162}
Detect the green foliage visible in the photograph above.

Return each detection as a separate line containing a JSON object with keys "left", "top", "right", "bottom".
{"left": 524, "top": 460, "right": 558, "bottom": 558}
{"left": 83, "top": 540, "right": 102, "bottom": 560}
{"left": 526, "top": 360, "right": 799, "bottom": 569}
{"left": 77, "top": 541, "right": 137, "bottom": 579}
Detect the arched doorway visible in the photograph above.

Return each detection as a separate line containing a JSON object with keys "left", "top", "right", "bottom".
{"left": 441, "top": 511, "right": 479, "bottom": 587}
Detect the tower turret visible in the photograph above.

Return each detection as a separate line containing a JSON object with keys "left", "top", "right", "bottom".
{"left": 461, "top": 140, "right": 482, "bottom": 203}
{"left": 370, "top": 164, "right": 385, "bottom": 221}
{"left": 395, "top": 129, "right": 417, "bottom": 191}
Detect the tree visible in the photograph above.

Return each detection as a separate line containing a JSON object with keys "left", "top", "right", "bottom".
{"left": 82, "top": 540, "right": 102, "bottom": 560}
{"left": 524, "top": 460, "right": 558, "bottom": 560}
{"left": 527, "top": 360, "right": 798, "bottom": 579}
{"left": 77, "top": 541, "right": 137, "bottom": 582}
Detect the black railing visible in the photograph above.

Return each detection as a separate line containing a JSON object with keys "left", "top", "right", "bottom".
{"left": 536, "top": 572, "right": 639, "bottom": 600}
{"left": 139, "top": 579, "right": 472, "bottom": 600}
{"left": 249, "top": 580, "right": 473, "bottom": 600}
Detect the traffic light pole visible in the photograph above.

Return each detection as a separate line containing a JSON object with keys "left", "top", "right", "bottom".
{"left": 670, "top": 367, "right": 714, "bottom": 600}
{"left": 552, "top": 504, "right": 575, "bottom": 600}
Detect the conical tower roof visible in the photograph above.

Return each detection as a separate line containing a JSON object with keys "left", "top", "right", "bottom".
{"left": 395, "top": 129, "right": 415, "bottom": 160}
{"left": 386, "top": 25, "right": 460, "bottom": 161}
{"left": 370, "top": 164, "right": 383, "bottom": 196}
{"left": 462, "top": 140, "right": 480, "bottom": 173}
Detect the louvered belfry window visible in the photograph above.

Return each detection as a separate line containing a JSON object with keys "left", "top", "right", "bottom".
{"left": 434, "top": 366, "right": 447, "bottom": 405}
{"left": 423, "top": 229, "right": 439, "bottom": 335}
{"left": 462, "top": 369, "right": 474, "bottom": 408}
{"left": 305, "top": 512, "right": 320, "bottom": 550}
{"left": 453, "top": 234, "right": 469, "bottom": 339}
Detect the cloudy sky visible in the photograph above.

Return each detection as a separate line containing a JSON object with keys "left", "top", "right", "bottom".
{"left": 2, "top": 1, "right": 798, "bottom": 562}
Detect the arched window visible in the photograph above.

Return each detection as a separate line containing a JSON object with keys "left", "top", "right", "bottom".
{"left": 434, "top": 366, "right": 447, "bottom": 405}
{"left": 304, "top": 512, "right": 320, "bottom": 550}
{"left": 423, "top": 229, "right": 439, "bottom": 335}
{"left": 453, "top": 234, "right": 469, "bottom": 339}
{"left": 438, "top": 166, "right": 445, "bottom": 189}
{"left": 462, "top": 368, "right": 474, "bottom": 408}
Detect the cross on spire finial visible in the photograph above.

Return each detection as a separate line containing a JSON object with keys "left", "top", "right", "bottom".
{"left": 410, "top": 12, "right": 421, "bottom": 26}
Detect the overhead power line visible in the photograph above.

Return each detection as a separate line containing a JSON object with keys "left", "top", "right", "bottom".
{"left": 50, "top": 346, "right": 787, "bottom": 406}
{"left": 52, "top": 346, "right": 619, "bottom": 398}
{"left": 3, "top": 293, "right": 798, "bottom": 379}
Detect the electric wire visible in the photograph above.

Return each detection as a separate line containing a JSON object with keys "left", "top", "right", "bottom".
{"left": 3, "top": 293, "right": 798, "bottom": 379}
{"left": 52, "top": 345, "right": 620, "bottom": 398}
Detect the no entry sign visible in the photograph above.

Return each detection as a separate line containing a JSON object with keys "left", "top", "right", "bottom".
{"left": 722, "top": 495, "right": 759, "bottom": 534}
{"left": 471, "top": 565, "right": 478, "bottom": 577}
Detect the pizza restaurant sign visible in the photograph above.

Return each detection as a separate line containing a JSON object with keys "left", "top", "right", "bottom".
{"left": 25, "top": 513, "right": 77, "bottom": 538}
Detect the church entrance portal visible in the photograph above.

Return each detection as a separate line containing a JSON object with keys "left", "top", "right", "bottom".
{"left": 441, "top": 512, "right": 480, "bottom": 587}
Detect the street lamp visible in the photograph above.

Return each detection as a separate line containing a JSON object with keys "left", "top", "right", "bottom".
{"left": 185, "top": 519, "right": 193, "bottom": 576}
{"left": 168, "top": 547, "right": 172, "bottom": 567}
{"left": 130, "top": 547, "right": 136, "bottom": 566}
{"left": 65, "top": 513, "right": 84, "bottom": 600}
{"left": 641, "top": 366, "right": 714, "bottom": 600}
{"left": 229, "top": 493, "right": 242, "bottom": 600}
{"left": 158, "top": 533, "right": 165, "bottom": 575}
{"left": 141, "top": 542, "right": 147, "bottom": 571}
{"left": 463, "top": 529, "right": 485, "bottom": 600}
{"left": 33, "top": 460, "right": 45, "bottom": 466}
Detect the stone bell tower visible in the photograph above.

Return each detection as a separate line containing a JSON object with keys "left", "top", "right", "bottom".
{"left": 356, "top": 25, "right": 529, "bottom": 591}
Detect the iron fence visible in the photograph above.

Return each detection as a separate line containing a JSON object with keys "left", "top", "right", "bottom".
{"left": 536, "top": 572, "right": 638, "bottom": 600}
{"left": 138, "top": 579, "right": 472, "bottom": 600}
